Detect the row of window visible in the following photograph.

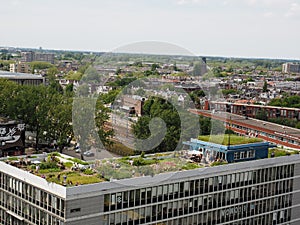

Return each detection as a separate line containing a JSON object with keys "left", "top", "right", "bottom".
{"left": 0, "top": 172, "right": 65, "bottom": 224}
{"left": 230, "top": 124, "right": 300, "bottom": 146}
{"left": 103, "top": 195, "right": 292, "bottom": 225}
{"left": 104, "top": 165, "right": 294, "bottom": 212}
{"left": 0, "top": 172, "right": 65, "bottom": 218}
{"left": 0, "top": 207, "right": 63, "bottom": 225}
{"left": 234, "top": 150, "right": 255, "bottom": 160}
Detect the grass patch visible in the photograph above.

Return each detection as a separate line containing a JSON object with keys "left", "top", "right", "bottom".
{"left": 7, "top": 157, "right": 19, "bottom": 161}
{"left": 64, "top": 162, "right": 73, "bottom": 168}
{"left": 49, "top": 152, "right": 61, "bottom": 157}
{"left": 199, "top": 135, "right": 262, "bottom": 146}
{"left": 70, "top": 158, "right": 89, "bottom": 165}
{"left": 39, "top": 168, "right": 61, "bottom": 173}
{"left": 210, "top": 161, "right": 228, "bottom": 167}
{"left": 107, "top": 141, "right": 135, "bottom": 156}
{"left": 45, "top": 171, "right": 104, "bottom": 185}
{"left": 269, "top": 148, "right": 299, "bottom": 158}
{"left": 83, "top": 168, "right": 95, "bottom": 175}
{"left": 182, "top": 162, "right": 201, "bottom": 170}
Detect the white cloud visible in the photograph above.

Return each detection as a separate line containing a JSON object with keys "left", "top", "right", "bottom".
{"left": 285, "top": 2, "right": 300, "bottom": 18}
{"left": 176, "top": 0, "right": 208, "bottom": 5}
{"left": 263, "top": 12, "right": 274, "bottom": 18}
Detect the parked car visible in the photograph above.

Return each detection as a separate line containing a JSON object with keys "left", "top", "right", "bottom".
{"left": 83, "top": 151, "right": 94, "bottom": 157}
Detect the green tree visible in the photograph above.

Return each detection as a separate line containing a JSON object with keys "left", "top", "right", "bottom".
{"left": 263, "top": 81, "right": 268, "bottom": 92}
{"left": 0, "top": 79, "right": 74, "bottom": 151}
{"left": 100, "top": 89, "right": 121, "bottom": 104}
{"left": 255, "top": 110, "right": 268, "bottom": 121}
{"left": 132, "top": 97, "right": 182, "bottom": 153}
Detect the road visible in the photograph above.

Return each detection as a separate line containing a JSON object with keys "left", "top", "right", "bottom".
{"left": 62, "top": 146, "right": 119, "bottom": 160}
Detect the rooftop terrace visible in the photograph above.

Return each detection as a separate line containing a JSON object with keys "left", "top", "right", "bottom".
{"left": 198, "top": 134, "right": 263, "bottom": 146}
{"left": 1, "top": 151, "right": 203, "bottom": 186}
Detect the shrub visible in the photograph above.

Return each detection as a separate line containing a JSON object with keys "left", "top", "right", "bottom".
{"left": 107, "top": 142, "right": 135, "bottom": 156}
{"left": 70, "top": 158, "right": 89, "bottom": 165}
{"left": 7, "top": 157, "right": 18, "bottom": 161}
{"left": 182, "top": 163, "right": 200, "bottom": 170}
{"left": 83, "top": 168, "right": 95, "bottom": 175}
{"left": 210, "top": 161, "right": 228, "bottom": 167}
{"left": 49, "top": 152, "right": 61, "bottom": 157}
{"left": 39, "top": 161, "right": 59, "bottom": 170}
{"left": 64, "top": 162, "right": 73, "bottom": 168}
{"left": 133, "top": 157, "right": 158, "bottom": 166}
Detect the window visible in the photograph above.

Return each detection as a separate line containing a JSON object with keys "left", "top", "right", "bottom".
{"left": 240, "top": 151, "right": 245, "bottom": 159}
{"left": 248, "top": 150, "right": 255, "bottom": 158}
{"left": 70, "top": 208, "right": 81, "bottom": 213}
{"left": 234, "top": 152, "right": 240, "bottom": 160}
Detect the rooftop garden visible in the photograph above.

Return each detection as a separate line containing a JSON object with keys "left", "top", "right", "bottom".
{"left": 3, "top": 153, "right": 105, "bottom": 186}
{"left": 95, "top": 152, "right": 203, "bottom": 180}
{"left": 268, "top": 148, "right": 299, "bottom": 158}
{"left": 2, "top": 151, "right": 205, "bottom": 186}
{"left": 198, "top": 135, "right": 263, "bottom": 146}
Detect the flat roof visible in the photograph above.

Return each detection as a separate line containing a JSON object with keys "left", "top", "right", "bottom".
{"left": 211, "top": 101, "right": 300, "bottom": 112}
{"left": 0, "top": 117, "right": 19, "bottom": 125}
{"left": 2, "top": 153, "right": 300, "bottom": 199}
{"left": 196, "top": 110, "right": 300, "bottom": 141}
{"left": 198, "top": 134, "right": 263, "bottom": 146}
{"left": 67, "top": 154, "right": 300, "bottom": 198}
{"left": 0, "top": 70, "right": 43, "bottom": 79}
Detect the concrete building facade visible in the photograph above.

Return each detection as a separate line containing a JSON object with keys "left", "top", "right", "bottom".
{"left": 10, "top": 62, "right": 31, "bottom": 74}
{"left": 282, "top": 63, "right": 300, "bottom": 74}
{"left": 21, "top": 52, "right": 54, "bottom": 64}
{"left": 1, "top": 155, "right": 300, "bottom": 225}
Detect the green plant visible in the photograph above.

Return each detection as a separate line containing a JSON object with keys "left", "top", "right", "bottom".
{"left": 64, "top": 162, "right": 73, "bottom": 168}
{"left": 83, "top": 168, "right": 95, "bottom": 175}
{"left": 70, "top": 158, "right": 89, "bottom": 165}
{"left": 182, "top": 163, "right": 201, "bottom": 170}
{"left": 39, "top": 161, "right": 59, "bottom": 170}
{"left": 7, "top": 157, "right": 18, "bottom": 161}
{"left": 210, "top": 161, "right": 228, "bottom": 167}
{"left": 49, "top": 152, "right": 61, "bottom": 157}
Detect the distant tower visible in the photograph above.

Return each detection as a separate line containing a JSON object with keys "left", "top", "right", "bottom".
{"left": 201, "top": 57, "right": 208, "bottom": 75}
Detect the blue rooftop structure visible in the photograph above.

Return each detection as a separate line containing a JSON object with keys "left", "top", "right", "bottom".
{"left": 183, "top": 138, "right": 275, "bottom": 163}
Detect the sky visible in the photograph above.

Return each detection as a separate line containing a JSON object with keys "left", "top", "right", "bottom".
{"left": 1, "top": 0, "right": 300, "bottom": 59}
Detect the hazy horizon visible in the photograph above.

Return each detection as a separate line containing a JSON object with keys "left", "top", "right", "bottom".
{"left": 1, "top": 0, "right": 300, "bottom": 59}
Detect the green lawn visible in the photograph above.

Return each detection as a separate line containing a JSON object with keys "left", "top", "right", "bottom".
{"left": 198, "top": 135, "right": 263, "bottom": 146}
{"left": 35, "top": 170, "right": 105, "bottom": 186}
{"left": 268, "top": 148, "right": 299, "bottom": 158}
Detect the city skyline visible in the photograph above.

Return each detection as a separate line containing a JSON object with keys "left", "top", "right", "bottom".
{"left": 1, "top": 0, "right": 300, "bottom": 59}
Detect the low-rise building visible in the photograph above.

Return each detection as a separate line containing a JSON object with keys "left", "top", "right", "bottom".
{"left": 183, "top": 138, "right": 273, "bottom": 163}
{"left": 0, "top": 118, "right": 25, "bottom": 157}
{"left": 0, "top": 71, "right": 45, "bottom": 86}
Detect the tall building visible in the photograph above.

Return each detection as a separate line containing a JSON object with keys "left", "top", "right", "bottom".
{"left": 9, "top": 62, "right": 31, "bottom": 74}
{"left": 21, "top": 52, "right": 55, "bottom": 64}
{"left": 1, "top": 154, "right": 300, "bottom": 224}
{"left": 282, "top": 63, "right": 300, "bottom": 74}
{"left": 20, "top": 52, "right": 34, "bottom": 63}
{"left": 34, "top": 53, "right": 55, "bottom": 64}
